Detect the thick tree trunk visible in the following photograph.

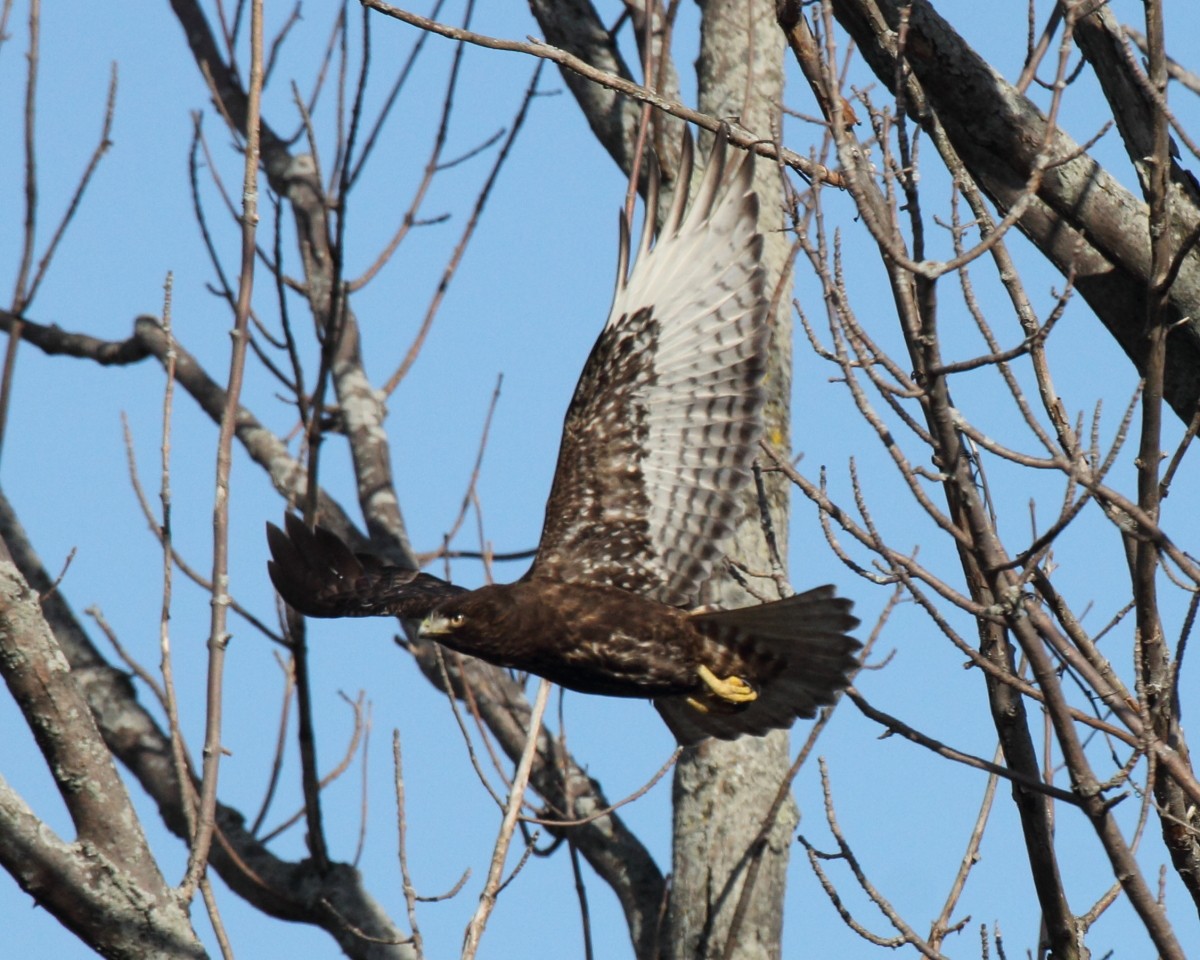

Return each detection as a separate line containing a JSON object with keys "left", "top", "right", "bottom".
{"left": 667, "top": 3, "right": 797, "bottom": 959}
{"left": 528, "top": 2, "right": 799, "bottom": 956}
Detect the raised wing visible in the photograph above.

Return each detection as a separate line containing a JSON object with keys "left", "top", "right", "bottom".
{"left": 529, "top": 131, "right": 768, "bottom": 607}
{"left": 267, "top": 513, "right": 464, "bottom": 619}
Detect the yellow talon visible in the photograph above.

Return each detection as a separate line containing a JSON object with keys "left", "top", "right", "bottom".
{"left": 697, "top": 664, "right": 757, "bottom": 704}
{"left": 685, "top": 696, "right": 711, "bottom": 714}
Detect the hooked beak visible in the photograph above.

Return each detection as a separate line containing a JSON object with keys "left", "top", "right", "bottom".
{"left": 418, "top": 612, "right": 451, "bottom": 639}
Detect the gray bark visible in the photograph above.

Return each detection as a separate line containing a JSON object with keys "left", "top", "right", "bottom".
{"left": 0, "top": 491, "right": 418, "bottom": 960}
{"left": 666, "top": 5, "right": 796, "bottom": 959}
{"left": 527, "top": 0, "right": 647, "bottom": 172}
{"left": 526, "top": 2, "right": 800, "bottom": 956}
{"left": 830, "top": 0, "right": 1200, "bottom": 424}
{"left": 0, "top": 553, "right": 207, "bottom": 959}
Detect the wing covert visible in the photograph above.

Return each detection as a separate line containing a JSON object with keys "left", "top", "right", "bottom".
{"left": 530, "top": 130, "right": 768, "bottom": 606}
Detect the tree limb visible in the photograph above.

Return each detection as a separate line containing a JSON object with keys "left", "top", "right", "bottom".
{"left": 830, "top": 0, "right": 1200, "bottom": 423}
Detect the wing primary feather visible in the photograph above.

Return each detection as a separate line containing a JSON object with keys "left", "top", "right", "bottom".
{"left": 732, "top": 137, "right": 756, "bottom": 205}
{"left": 635, "top": 148, "right": 660, "bottom": 267}
{"left": 687, "top": 126, "right": 729, "bottom": 227}
{"left": 661, "top": 129, "right": 694, "bottom": 240}
{"left": 614, "top": 210, "right": 631, "bottom": 299}
{"left": 267, "top": 515, "right": 462, "bottom": 620}
{"left": 531, "top": 125, "right": 767, "bottom": 606}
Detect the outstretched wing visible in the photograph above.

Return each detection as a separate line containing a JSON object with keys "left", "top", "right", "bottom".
{"left": 267, "top": 513, "right": 464, "bottom": 619}
{"left": 529, "top": 131, "right": 768, "bottom": 607}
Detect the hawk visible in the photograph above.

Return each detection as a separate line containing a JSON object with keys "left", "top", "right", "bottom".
{"left": 268, "top": 131, "right": 860, "bottom": 744}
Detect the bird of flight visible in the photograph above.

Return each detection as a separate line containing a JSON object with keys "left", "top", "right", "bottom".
{"left": 268, "top": 129, "right": 859, "bottom": 745}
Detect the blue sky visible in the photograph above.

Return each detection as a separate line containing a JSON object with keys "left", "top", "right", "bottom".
{"left": 2, "top": 2, "right": 1199, "bottom": 958}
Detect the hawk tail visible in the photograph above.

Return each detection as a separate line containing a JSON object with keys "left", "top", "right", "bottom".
{"left": 267, "top": 514, "right": 461, "bottom": 620}
{"left": 656, "top": 587, "right": 861, "bottom": 745}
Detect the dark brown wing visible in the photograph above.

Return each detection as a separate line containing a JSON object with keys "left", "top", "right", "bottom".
{"left": 267, "top": 513, "right": 463, "bottom": 619}
{"left": 654, "top": 587, "right": 861, "bottom": 744}
{"left": 529, "top": 131, "right": 768, "bottom": 607}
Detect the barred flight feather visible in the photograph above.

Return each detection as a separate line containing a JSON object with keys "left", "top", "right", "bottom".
{"left": 267, "top": 128, "right": 860, "bottom": 745}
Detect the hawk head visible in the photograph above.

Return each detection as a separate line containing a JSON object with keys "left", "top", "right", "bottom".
{"left": 418, "top": 608, "right": 468, "bottom": 640}
{"left": 417, "top": 584, "right": 518, "bottom": 652}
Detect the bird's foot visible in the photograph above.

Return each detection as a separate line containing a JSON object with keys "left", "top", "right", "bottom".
{"left": 697, "top": 664, "right": 757, "bottom": 705}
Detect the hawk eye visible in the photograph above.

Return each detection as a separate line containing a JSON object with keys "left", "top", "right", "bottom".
{"left": 449, "top": 613, "right": 466, "bottom": 627}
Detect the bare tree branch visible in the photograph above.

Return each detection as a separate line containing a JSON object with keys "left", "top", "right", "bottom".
{"left": 0, "top": 554, "right": 205, "bottom": 958}
{"left": 830, "top": 0, "right": 1200, "bottom": 423}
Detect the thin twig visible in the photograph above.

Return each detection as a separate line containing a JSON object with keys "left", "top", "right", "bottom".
{"left": 361, "top": 0, "right": 838, "bottom": 184}
{"left": 521, "top": 746, "right": 680, "bottom": 828}
{"left": 382, "top": 60, "right": 543, "bottom": 396}
{"left": 250, "top": 653, "right": 296, "bottom": 835}
{"left": 259, "top": 691, "right": 367, "bottom": 842}
{"left": 182, "top": 0, "right": 264, "bottom": 898}
{"left": 461, "top": 679, "right": 552, "bottom": 959}
{"left": 394, "top": 730, "right": 426, "bottom": 960}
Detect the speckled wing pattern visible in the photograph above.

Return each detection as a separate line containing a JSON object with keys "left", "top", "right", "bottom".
{"left": 529, "top": 134, "right": 768, "bottom": 607}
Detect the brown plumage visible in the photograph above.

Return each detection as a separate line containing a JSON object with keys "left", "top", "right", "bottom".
{"left": 267, "top": 130, "right": 860, "bottom": 745}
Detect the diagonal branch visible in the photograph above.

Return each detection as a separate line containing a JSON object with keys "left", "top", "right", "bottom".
{"left": 0, "top": 489, "right": 417, "bottom": 959}
{"left": 829, "top": 0, "right": 1200, "bottom": 423}
{"left": 406, "top": 640, "right": 666, "bottom": 960}
{"left": 360, "top": 0, "right": 840, "bottom": 185}
{"left": 0, "top": 554, "right": 205, "bottom": 957}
